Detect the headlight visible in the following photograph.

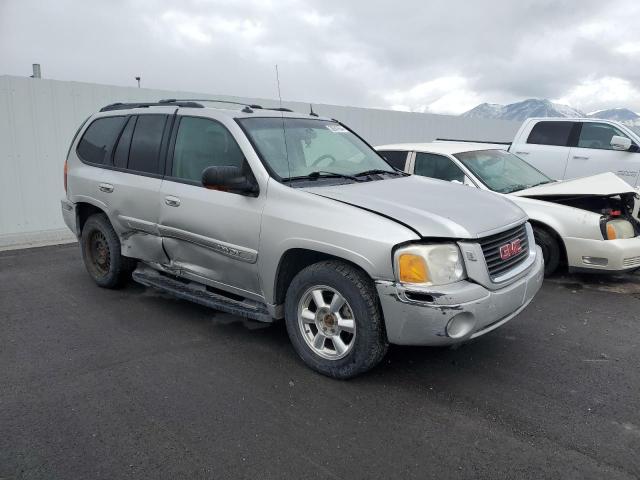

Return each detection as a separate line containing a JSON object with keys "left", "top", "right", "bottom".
{"left": 604, "top": 219, "right": 635, "bottom": 240}
{"left": 394, "top": 244, "right": 466, "bottom": 286}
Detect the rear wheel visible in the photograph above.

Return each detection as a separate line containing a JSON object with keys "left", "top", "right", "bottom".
{"left": 533, "top": 226, "right": 560, "bottom": 276}
{"left": 80, "top": 213, "right": 135, "bottom": 288}
{"left": 284, "top": 260, "right": 388, "bottom": 379}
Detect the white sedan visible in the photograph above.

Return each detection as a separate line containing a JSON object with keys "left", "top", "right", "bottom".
{"left": 377, "top": 142, "right": 640, "bottom": 276}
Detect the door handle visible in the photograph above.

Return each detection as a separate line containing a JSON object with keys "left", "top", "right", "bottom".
{"left": 514, "top": 151, "right": 529, "bottom": 155}
{"left": 165, "top": 196, "right": 181, "bottom": 207}
{"left": 98, "top": 183, "right": 114, "bottom": 193}
{"left": 573, "top": 156, "right": 589, "bottom": 160}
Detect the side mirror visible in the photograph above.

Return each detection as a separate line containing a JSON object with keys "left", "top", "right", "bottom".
{"left": 201, "top": 166, "right": 258, "bottom": 196}
{"left": 611, "top": 135, "right": 632, "bottom": 151}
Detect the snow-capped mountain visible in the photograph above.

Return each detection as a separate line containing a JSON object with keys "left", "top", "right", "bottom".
{"left": 586, "top": 108, "right": 639, "bottom": 122}
{"left": 462, "top": 99, "right": 640, "bottom": 126}
{"left": 462, "top": 99, "right": 583, "bottom": 121}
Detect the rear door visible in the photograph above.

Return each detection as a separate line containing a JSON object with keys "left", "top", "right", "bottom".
{"left": 98, "top": 113, "right": 172, "bottom": 263}
{"left": 158, "top": 114, "right": 265, "bottom": 299}
{"left": 511, "top": 121, "right": 577, "bottom": 179}
{"left": 565, "top": 121, "right": 640, "bottom": 185}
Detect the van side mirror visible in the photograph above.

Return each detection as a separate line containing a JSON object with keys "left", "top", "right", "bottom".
{"left": 201, "top": 166, "right": 259, "bottom": 196}
{"left": 611, "top": 135, "right": 632, "bottom": 151}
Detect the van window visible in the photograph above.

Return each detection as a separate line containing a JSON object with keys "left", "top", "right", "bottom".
{"left": 77, "top": 116, "right": 126, "bottom": 164}
{"left": 128, "top": 115, "right": 168, "bottom": 174}
{"left": 577, "top": 122, "right": 629, "bottom": 150}
{"left": 527, "top": 121, "right": 574, "bottom": 147}
{"left": 378, "top": 150, "right": 408, "bottom": 170}
{"left": 414, "top": 152, "right": 465, "bottom": 182}
{"left": 171, "top": 117, "right": 244, "bottom": 182}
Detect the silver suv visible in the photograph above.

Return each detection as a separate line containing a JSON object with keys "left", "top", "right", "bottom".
{"left": 61, "top": 99, "right": 544, "bottom": 378}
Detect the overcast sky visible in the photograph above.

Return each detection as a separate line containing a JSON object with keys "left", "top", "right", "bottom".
{"left": 2, "top": 0, "right": 640, "bottom": 114}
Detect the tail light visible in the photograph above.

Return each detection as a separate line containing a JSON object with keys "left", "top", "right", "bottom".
{"left": 64, "top": 160, "right": 68, "bottom": 192}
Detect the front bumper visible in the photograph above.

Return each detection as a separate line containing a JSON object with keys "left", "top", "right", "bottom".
{"left": 564, "top": 236, "right": 640, "bottom": 272}
{"left": 376, "top": 245, "right": 544, "bottom": 346}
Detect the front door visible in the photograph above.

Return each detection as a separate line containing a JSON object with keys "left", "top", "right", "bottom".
{"left": 158, "top": 115, "right": 264, "bottom": 299}
{"left": 565, "top": 121, "right": 640, "bottom": 186}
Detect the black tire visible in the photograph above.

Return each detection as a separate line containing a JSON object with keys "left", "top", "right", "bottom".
{"left": 533, "top": 226, "right": 560, "bottom": 276}
{"left": 80, "top": 213, "right": 135, "bottom": 288}
{"left": 284, "top": 260, "right": 388, "bottom": 379}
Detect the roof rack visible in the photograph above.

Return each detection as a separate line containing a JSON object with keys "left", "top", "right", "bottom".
{"left": 100, "top": 101, "right": 204, "bottom": 112}
{"left": 159, "top": 98, "right": 263, "bottom": 113}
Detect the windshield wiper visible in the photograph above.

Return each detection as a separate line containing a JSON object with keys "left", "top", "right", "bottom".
{"left": 354, "top": 168, "right": 406, "bottom": 177}
{"left": 284, "top": 171, "right": 363, "bottom": 182}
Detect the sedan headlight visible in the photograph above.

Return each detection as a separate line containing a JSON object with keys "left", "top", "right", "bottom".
{"left": 603, "top": 218, "right": 635, "bottom": 240}
{"left": 394, "top": 244, "right": 466, "bottom": 286}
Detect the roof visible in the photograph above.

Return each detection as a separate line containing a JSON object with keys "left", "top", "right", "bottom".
{"left": 376, "top": 141, "right": 509, "bottom": 155}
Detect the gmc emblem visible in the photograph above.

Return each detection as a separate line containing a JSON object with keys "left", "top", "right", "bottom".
{"left": 499, "top": 239, "right": 522, "bottom": 260}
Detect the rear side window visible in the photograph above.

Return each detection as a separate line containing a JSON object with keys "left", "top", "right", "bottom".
{"left": 527, "top": 121, "right": 574, "bottom": 146}
{"left": 171, "top": 117, "right": 244, "bottom": 182}
{"left": 77, "top": 116, "right": 126, "bottom": 164}
{"left": 414, "top": 152, "right": 465, "bottom": 182}
{"left": 113, "top": 116, "right": 136, "bottom": 169}
{"left": 378, "top": 150, "right": 408, "bottom": 170}
{"left": 128, "top": 115, "right": 168, "bottom": 174}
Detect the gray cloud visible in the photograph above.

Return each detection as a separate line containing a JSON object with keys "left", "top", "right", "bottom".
{"left": 1, "top": 0, "right": 639, "bottom": 114}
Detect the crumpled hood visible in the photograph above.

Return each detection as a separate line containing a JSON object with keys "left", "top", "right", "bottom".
{"left": 303, "top": 176, "right": 526, "bottom": 239}
{"left": 511, "top": 172, "right": 637, "bottom": 198}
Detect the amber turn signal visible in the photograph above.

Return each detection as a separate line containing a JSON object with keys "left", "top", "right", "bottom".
{"left": 398, "top": 253, "right": 429, "bottom": 283}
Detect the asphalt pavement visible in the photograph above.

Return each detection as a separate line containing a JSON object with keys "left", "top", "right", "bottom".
{"left": 1, "top": 244, "right": 639, "bottom": 479}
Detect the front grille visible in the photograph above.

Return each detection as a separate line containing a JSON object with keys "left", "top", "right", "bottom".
{"left": 479, "top": 223, "right": 529, "bottom": 280}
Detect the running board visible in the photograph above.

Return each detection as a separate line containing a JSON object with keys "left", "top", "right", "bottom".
{"left": 132, "top": 267, "right": 273, "bottom": 323}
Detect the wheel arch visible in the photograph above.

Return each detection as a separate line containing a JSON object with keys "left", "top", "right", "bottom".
{"left": 272, "top": 247, "right": 377, "bottom": 309}
{"left": 529, "top": 219, "right": 568, "bottom": 266}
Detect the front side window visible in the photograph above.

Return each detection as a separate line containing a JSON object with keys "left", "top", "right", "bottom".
{"left": 77, "top": 116, "right": 126, "bottom": 164}
{"left": 455, "top": 149, "right": 552, "bottom": 193}
{"left": 577, "top": 122, "right": 629, "bottom": 150}
{"left": 527, "top": 121, "right": 574, "bottom": 146}
{"left": 414, "top": 152, "right": 465, "bottom": 182}
{"left": 128, "top": 115, "right": 168, "bottom": 174}
{"left": 238, "top": 117, "right": 394, "bottom": 181}
{"left": 378, "top": 150, "right": 409, "bottom": 170}
{"left": 171, "top": 117, "right": 244, "bottom": 182}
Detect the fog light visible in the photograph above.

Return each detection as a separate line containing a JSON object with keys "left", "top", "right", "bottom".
{"left": 582, "top": 256, "right": 608, "bottom": 266}
{"left": 446, "top": 312, "right": 476, "bottom": 339}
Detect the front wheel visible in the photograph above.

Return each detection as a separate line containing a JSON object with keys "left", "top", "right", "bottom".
{"left": 533, "top": 226, "right": 560, "bottom": 276}
{"left": 284, "top": 260, "right": 388, "bottom": 379}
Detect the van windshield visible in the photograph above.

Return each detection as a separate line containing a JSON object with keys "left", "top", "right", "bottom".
{"left": 238, "top": 117, "right": 397, "bottom": 182}
{"left": 455, "top": 149, "right": 553, "bottom": 193}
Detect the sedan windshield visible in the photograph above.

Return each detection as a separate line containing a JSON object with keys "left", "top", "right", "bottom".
{"left": 454, "top": 149, "right": 553, "bottom": 193}
{"left": 238, "top": 117, "right": 396, "bottom": 182}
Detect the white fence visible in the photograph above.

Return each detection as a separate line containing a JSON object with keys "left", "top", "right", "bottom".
{"left": 0, "top": 75, "right": 521, "bottom": 247}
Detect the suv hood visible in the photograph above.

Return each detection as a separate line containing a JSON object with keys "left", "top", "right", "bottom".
{"left": 303, "top": 176, "right": 526, "bottom": 239}
{"left": 511, "top": 172, "right": 637, "bottom": 198}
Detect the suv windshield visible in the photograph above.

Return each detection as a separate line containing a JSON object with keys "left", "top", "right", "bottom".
{"left": 454, "top": 149, "right": 553, "bottom": 193}
{"left": 238, "top": 117, "right": 396, "bottom": 181}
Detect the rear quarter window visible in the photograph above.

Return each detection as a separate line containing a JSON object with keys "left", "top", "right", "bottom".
{"left": 77, "top": 116, "right": 126, "bottom": 164}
